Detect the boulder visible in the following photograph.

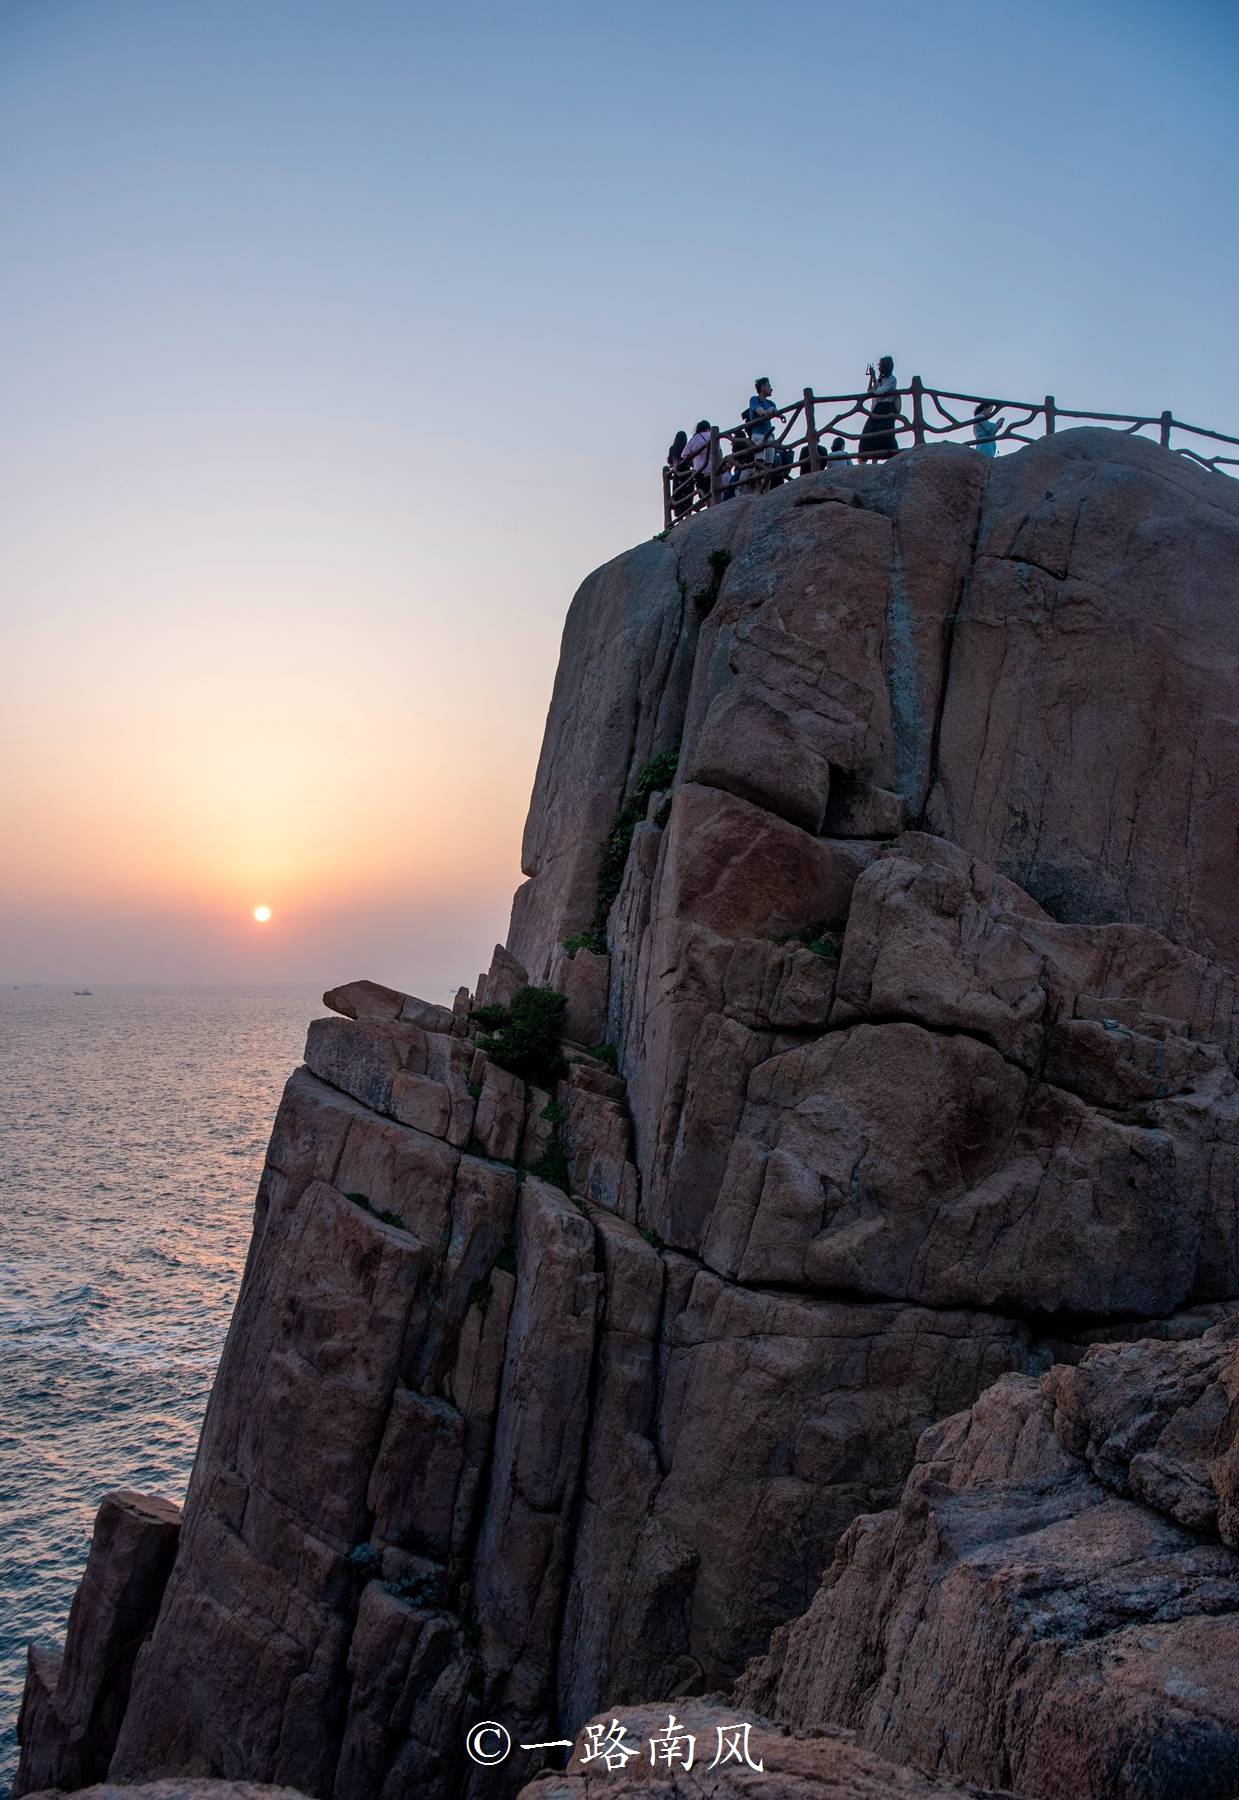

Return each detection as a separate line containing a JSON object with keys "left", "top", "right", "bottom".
{"left": 14, "top": 1492, "right": 181, "bottom": 1797}
{"left": 22, "top": 1787, "right": 309, "bottom": 1800}
{"left": 739, "top": 1357, "right": 1239, "bottom": 1800}
{"left": 1044, "top": 1317, "right": 1239, "bottom": 1546}
{"left": 472, "top": 1059, "right": 527, "bottom": 1164}
{"left": 305, "top": 1014, "right": 477, "bottom": 1149}
{"left": 323, "top": 979, "right": 453, "bottom": 1033}
{"left": 476, "top": 945, "right": 529, "bottom": 1012}
{"left": 521, "top": 1700, "right": 1019, "bottom": 1798}
{"left": 547, "top": 945, "right": 611, "bottom": 1049}
{"left": 701, "top": 833, "right": 1239, "bottom": 1316}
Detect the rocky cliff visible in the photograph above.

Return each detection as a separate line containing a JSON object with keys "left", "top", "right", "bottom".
{"left": 16, "top": 430, "right": 1239, "bottom": 1800}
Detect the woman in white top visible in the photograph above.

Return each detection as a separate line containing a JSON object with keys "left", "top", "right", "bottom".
{"left": 858, "top": 356, "right": 900, "bottom": 462}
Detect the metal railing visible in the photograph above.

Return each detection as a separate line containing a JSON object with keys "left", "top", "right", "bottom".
{"left": 661, "top": 377, "right": 1239, "bottom": 528}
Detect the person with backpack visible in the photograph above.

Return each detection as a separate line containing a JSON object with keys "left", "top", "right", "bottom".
{"left": 682, "top": 420, "right": 714, "bottom": 502}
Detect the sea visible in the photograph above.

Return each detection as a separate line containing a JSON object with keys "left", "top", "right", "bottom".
{"left": 0, "top": 985, "right": 332, "bottom": 1798}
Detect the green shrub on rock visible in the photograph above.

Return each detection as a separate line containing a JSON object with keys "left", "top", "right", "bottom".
{"left": 474, "top": 986, "right": 568, "bottom": 1087}
{"left": 345, "top": 1543, "right": 381, "bottom": 1583}
{"left": 560, "top": 747, "right": 680, "bottom": 960}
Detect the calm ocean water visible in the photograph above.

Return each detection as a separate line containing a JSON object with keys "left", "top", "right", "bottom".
{"left": 0, "top": 986, "right": 328, "bottom": 1797}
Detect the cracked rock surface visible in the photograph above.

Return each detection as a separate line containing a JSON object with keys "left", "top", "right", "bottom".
{"left": 738, "top": 1332, "right": 1239, "bottom": 1799}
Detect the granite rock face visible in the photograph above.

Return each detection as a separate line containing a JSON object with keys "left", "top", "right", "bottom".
{"left": 520, "top": 1701, "right": 1018, "bottom": 1799}
{"left": 512, "top": 431, "right": 1239, "bottom": 984}
{"left": 22, "top": 1788, "right": 307, "bottom": 1800}
{"left": 14, "top": 1492, "right": 181, "bottom": 1797}
{"left": 703, "top": 831, "right": 1239, "bottom": 1316}
{"left": 16, "top": 432, "right": 1239, "bottom": 1800}
{"left": 1043, "top": 1317, "right": 1239, "bottom": 1547}
{"left": 738, "top": 1327, "right": 1239, "bottom": 1799}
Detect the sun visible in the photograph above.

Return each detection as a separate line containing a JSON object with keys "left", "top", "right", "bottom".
{"left": 252, "top": 905, "right": 272, "bottom": 924}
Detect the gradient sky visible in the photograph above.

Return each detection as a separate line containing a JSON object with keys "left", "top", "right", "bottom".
{"left": 3, "top": 0, "right": 1236, "bottom": 996}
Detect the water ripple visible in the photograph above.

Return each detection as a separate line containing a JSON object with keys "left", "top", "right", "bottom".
{"left": 0, "top": 986, "right": 325, "bottom": 1796}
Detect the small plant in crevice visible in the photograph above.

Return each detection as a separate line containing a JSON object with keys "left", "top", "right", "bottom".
{"left": 595, "top": 747, "right": 680, "bottom": 922}
{"left": 474, "top": 986, "right": 568, "bottom": 1087}
{"left": 692, "top": 547, "right": 732, "bottom": 617}
{"left": 467, "top": 1276, "right": 493, "bottom": 1315}
{"left": 589, "top": 1042, "right": 619, "bottom": 1072}
{"left": 531, "top": 1132, "right": 570, "bottom": 1195}
{"left": 382, "top": 1571, "right": 440, "bottom": 1607}
{"left": 530, "top": 1094, "right": 570, "bottom": 1191}
{"left": 562, "top": 927, "right": 607, "bottom": 957}
{"left": 641, "top": 1226, "right": 666, "bottom": 1252}
{"left": 774, "top": 923, "right": 843, "bottom": 964}
{"left": 803, "top": 926, "right": 843, "bottom": 963}
{"left": 346, "top": 1191, "right": 404, "bottom": 1229}
{"left": 563, "top": 748, "right": 681, "bottom": 961}
{"left": 346, "top": 1542, "right": 382, "bottom": 1584}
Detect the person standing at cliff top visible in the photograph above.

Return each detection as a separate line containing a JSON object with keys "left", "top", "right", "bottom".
{"left": 801, "top": 433, "right": 854, "bottom": 473}
{"left": 746, "top": 377, "right": 778, "bottom": 463}
{"left": 971, "top": 401, "right": 1002, "bottom": 457}
{"left": 666, "top": 429, "right": 694, "bottom": 517}
{"left": 683, "top": 420, "right": 714, "bottom": 500}
{"left": 858, "top": 355, "right": 899, "bottom": 462}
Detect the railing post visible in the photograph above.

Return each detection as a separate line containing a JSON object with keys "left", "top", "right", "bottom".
{"left": 803, "top": 388, "right": 820, "bottom": 470}
{"left": 1160, "top": 410, "right": 1173, "bottom": 448}
{"left": 910, "top": 375, "right": 924, "bottom": 446}
{"left": 1044, "top": 395, "right": 1056, "bottom": 436}
{"left": 708, "top": 426, "right": 721, "bottom": 507}
{"left": 662, "top": 465, "right": 672, "bottom": 531}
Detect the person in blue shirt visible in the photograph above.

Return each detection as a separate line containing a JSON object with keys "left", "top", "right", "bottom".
{"left": 746, "top": 377, "right": 778, "bottom": 455}
{"left": 972, "top": 402, "right": 1003, "bottom": 456}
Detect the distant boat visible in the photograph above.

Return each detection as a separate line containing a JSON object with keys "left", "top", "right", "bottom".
{"left": 73, "top": 988, "right": 93, "bottom": 996}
